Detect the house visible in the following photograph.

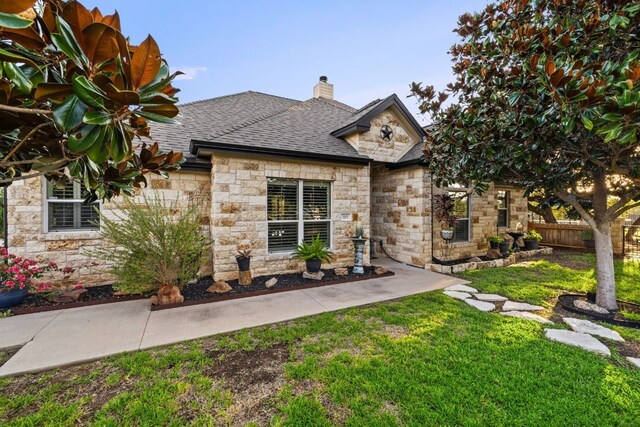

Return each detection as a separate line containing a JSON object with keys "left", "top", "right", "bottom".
{"left": 6, "top": 77, "right": 528, "bottom": 285}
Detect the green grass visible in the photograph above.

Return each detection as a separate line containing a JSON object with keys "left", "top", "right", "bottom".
{"left": 0, "top": 255, "right": 639, "bottom": 425}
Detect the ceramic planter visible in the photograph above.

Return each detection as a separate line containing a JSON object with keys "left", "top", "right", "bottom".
{"left": 489, "top": 241, "right": 500, "bottom": 250}
{"left": 499, "top": 240, "right": 511, "bottom": 255}
{"left": 523, "top": 239, "right": 539, "bottom": 251}
{"left": 440, "top": 229, "right": 454, "bottom": 240}
{"left": 306, "top": 258, "right": 321, "bottom": 273}
{"left": 0, "top": 287, "right": 29, "bottom": 309}
{"left": 236, "top": 257, "right": 251, "bottom": 272}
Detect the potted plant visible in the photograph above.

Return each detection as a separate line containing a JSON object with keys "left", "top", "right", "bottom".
{"left": 433, "top": 194, "right": 458, "bottom": 241}
{"left": 581, "top": 229, "right": 595, "bottom": 249}
{"left": 293, "top": 234, "right": 334, "bottom": 273}
{"left": 486, "top": 236, "right": 504, "bottom": 250}
{"left": 523, "top": 230, "right": 542, "bottom": 250}
{"left": 499, "top": 237, "right": 512, "bottom": 255}
{"left": 0, "top": 248, "right": 73, "bottom": 309}
{"left": 235, "top": 247, "right": 253, "bottom": 272}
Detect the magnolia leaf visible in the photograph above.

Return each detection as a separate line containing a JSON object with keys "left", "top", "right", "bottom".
{"left": 68, "top": 125, "right": 104, "bottom": 152}
{"left": 34, "top": 83, "right": 73, "bottom": 102}
{"left": 105, "top": 83, "right": 140, "bottom": 106}
{"left": 0, "top": 0, "right": 36, "bottom": 14}
{"left": 72, "top": 75, "right": 106, "bottom": 108}
{"left": 81, "top": 22, "right": 120, "bottom": 67}
{"left": 60, "top": 0, "right": 93, "bottom": 47}
{"left": 83, "top": 110, "right": 112, "bottom": 125}
{"left": 52, "top": 94, "right": 88, "bottom": 132}
{"left": 2, "top": 62, "right": 32, "bottom": 94}
{"left": 136, "top": 110, "right": 179, "bottom": 124}
{"left": 581, "top": 115, "right": 594, "bottom": 131}
{"left": 85, "top": 133, "right": 110, "bottom": 163}
{"left": 140, "top": 103, "right": 179, "bottom": 118}
{"left": 0, "top": 46, "right": 39, "bottom": 69}
{"left": 0, "top": 11, "right": 32, "bottom": 28}
{"left": 51, "top": 16, "right": 88, "bottom": 69}
{"left": 130, "top": 35, "right": 161, "bottom": 89}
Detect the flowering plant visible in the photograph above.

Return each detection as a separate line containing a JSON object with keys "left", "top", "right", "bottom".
{"left": 0, "top": 248, "right": 75, "bottom": 293}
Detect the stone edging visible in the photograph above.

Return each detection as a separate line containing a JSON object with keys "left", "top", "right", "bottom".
{"left": 427, "top": 247, "right": 553, "bottom": 274}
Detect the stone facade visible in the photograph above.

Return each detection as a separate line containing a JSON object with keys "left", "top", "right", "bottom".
{"left": 7, "top": 171, "right": 212, "bottom": 287}
{"left": 370, "top": 164, "right": 432, "bottom": 267}
{"left": 432, "top": 185, "right": 529, "bottom": 261}
{"left": 344, "top": 109, "right": 418, "bottom": 162}
{"left": 210, "top": 154, "right": 371, "bottom": 281}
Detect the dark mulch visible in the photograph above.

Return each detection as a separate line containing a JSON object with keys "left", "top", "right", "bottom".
{"left": 8, "top": 266, "right": 392, "bottom": 315}
{"left": 181, "top": 266, "right": 381, "bottom": 302}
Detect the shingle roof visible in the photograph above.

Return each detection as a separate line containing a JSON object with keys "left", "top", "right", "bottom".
{"left": 397, "top": 141, "right": 425, "bottom": 163}
{"left": 194, "top": 97, "right": 369, "bottom": 161}
{"left": 150, "top": 91, "right": 299, "bottom": 165}
{"left": 150, "top": 90, "right": 424, "bottom": 169}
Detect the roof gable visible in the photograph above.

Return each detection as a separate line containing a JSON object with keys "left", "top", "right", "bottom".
{"left": 330, "top": 94, "right": 426, "bottom": 141}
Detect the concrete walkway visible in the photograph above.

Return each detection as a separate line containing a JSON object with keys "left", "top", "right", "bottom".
{"left": 0, "top": 259, "right": 466, "bottom": 377}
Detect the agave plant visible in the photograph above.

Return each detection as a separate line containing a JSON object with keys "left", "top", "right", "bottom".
{"left": 0, "top": 0, "right": 184, "bottom": 201}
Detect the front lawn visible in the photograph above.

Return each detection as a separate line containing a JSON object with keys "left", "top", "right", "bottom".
{"left": 1, "top": 253, "right": 639, "bottom": 425}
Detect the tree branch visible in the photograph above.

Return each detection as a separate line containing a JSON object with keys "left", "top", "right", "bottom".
{"left": 0, "top": 168, "right": 65, "bottom": 185}
{"left": 0, "top": 122, "right": 54, "bottom": 166}
{"left": 554, "top": 190, "right": 596, "bottom": 228}
{"left": 0, "top": 104, "right": 53, "bottom": 116}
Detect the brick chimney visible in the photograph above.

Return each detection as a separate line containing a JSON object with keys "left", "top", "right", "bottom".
{"left": 313, "top": 76, "right": 334, "bottom": 100}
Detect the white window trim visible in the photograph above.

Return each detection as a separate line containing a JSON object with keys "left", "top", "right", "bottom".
{"left": 446, "top": 187, "right": 472, "bottom": 243}
{"left": 497, "top": 190, "right": 510, "bottom": 228}
{"left": 267, "top": 179, "right": 333, "bottom": 254}
{"left": 43, "top": 179, "right": 101, "bottom": 233}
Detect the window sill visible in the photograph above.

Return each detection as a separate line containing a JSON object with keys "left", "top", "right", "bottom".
{"left": 265, "top": 251, "right": 295, "bottom": 261}
{"left": 44, "top": 231, "right": 101, "bottom": 241}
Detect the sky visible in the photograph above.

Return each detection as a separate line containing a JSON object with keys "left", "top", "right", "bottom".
{"left": 83, "top": 0, "right": 490, "bottom": 123}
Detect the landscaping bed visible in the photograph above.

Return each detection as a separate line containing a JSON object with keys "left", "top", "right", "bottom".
{"left": 428, "top": 246, "right": 553, "bottom": 274}
{"left": 5, "top": 266, "right": 393, "bottom": 316}
{"left": 152, "top": 266, "right": 394, "bottom": 311}
{"left": 557, "top": 294, "right": 640, "bottom": 329}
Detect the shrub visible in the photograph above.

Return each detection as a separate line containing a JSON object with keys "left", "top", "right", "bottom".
{"left": 524, "top": 230, "right": 543, "bottom": 241}
{"left": 89, "top": 194, "right": 211, "bottom": 294}
{"left": 293, "top": 234, "right": 334, "bottom": 262}
{"left": 486, "top": 235, "right": 504, "bottom": 244}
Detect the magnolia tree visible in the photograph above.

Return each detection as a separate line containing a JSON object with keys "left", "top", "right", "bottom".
{"left": 0, "top": 0, "right": 183, "bottom": 201}
{"left": 411, "top": 0, "right": 640, "bottom": 310}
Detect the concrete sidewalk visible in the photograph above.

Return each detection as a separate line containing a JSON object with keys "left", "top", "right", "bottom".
{"left": 0, "top": 259, "right": 466, "bottom": 377}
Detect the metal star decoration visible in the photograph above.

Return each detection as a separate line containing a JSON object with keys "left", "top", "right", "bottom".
{"left": 380, "top": 125, "right": 393, "bottom": 141}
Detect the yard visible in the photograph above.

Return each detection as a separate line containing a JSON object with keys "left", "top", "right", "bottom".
{"left": 1, "top": 252, "right": 639, "bottom": 426}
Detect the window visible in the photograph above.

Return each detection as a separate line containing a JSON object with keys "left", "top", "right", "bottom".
{"left": 267, "top": 179, "right": 331, "bottom": 252}
{"left": 449, "top": 190, "right": 470, "bottom": 242}
{"left": 497, "top": 190, "right": 510, "bottom": 228}
{"left": 45, "top": 180, "right": 100, "bottom": 232}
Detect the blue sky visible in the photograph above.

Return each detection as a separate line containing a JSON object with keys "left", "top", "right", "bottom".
{"left": 84, "top": 1, "right": 489, "bottom": 122}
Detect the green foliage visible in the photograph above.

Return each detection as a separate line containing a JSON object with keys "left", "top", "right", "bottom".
{"left": 0, "top": 1, "right": 184, "bottom": 201}
{"left": 486, "top": 235, "right": 504, "bottom": 244}
{"left": 524, "top": 230, "right": 542, "bottom": 241}
{"left": 293, "top": 234, "right": 334, "bottom": 262}
{"left": 2, "top": 256, "right": 640, "bottom": 425}
{"left": 88, "top": 194, "right": 210, "bottom": 294}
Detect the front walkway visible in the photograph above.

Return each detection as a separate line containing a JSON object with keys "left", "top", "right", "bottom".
{"left": 0, "top": 259, "right": 467, "bottom": 377}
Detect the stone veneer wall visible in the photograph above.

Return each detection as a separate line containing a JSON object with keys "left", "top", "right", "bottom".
{"left": 7, "top": 171, "right": 212, "bottom": 287}
{"left": 370, "top": 164, "right": 432, "bottom": 267}
{"left": 432, "top": 185, "right": 529, "bottom": 261}
{"left": 210, "top": 154, "right": 370, "bottom": 281}
{"left": 344, "top": 109, "right": 418, "bottom": 162}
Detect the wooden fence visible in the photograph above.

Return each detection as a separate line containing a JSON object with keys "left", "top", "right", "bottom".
{"left": 528, "top": 221, "right": 624, "bottom": 254}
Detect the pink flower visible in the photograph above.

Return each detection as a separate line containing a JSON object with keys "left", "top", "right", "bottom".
{"left": 5, "top": 280, "right": 14, "bottom": 289}
{"left": 47, "top": 261, "right": 58, "bottom": 269}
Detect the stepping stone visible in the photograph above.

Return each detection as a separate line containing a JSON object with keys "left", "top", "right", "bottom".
{"left": 544, "top": 329, "right": 611, "bottom": 356}
{"left": 474, "top": 293, "right": 508, "bottom": 302}
{"left": 464, "top": 299, "right": 495, "bottom": 312}
{"left": 502, "top": 301, "right": 544, "bottom": 312}
{"left": 627, "top": 357, "right": 640, "bottom": 369}
{"left": 500, "top": 311, "right": 553, "bottom": 325}
{"left": 445, "top": 284, "right": 478, "bottom": 293}
{"left": 444, "top": 291, "right": 472, "bottom": 301}
{"left": 563, "top": 318, "right": 624, "bottom": 342}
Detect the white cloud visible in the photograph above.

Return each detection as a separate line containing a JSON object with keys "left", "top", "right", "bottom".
{"left": 174, "top": 66, "right": 208, "bottom": 81}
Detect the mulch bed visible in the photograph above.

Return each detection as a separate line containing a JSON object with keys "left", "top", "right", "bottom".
{"left": 557, "top": 294, "right": 640, "bottom": 329}
{"left": 152, "top": 266, "right": 394, "bottom": 311}
{"left": 6, "top": 266, "right": 393, "bottom": 316}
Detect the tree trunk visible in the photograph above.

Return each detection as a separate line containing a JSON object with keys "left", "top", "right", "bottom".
{"left": 593, "top": 224, "right": 618, "bottom": 310}
{"left": 528, "top": 202, "right": 558, "bottom": 224}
